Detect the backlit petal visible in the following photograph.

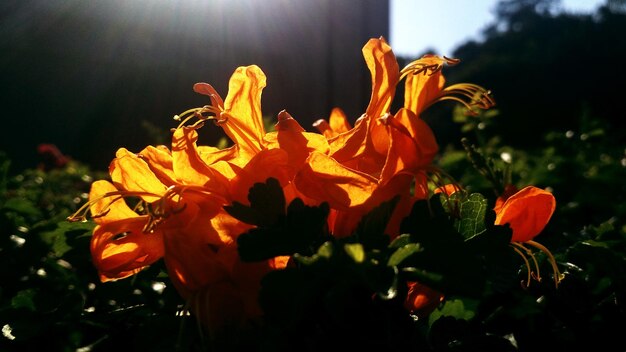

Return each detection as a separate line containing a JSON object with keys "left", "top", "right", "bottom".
{"left": 495, "top": 186, "right": 556, "bottom": 242}
{"left": 404, "top": 56, "right": 447, "bottom": 114}
{"left": 88, "top": 180, "right": 138, "bottom": 224}
{"left": 91, "top": 217, "right": 164, "bottom": 282}
{"left": 295, "top": 152, "right": 378, "bottom": 210}
{"left": 222, "top": 65, "right": 267, "bottom": 154}
{"left": 110, "top": 148, "right": 167, "bottom": 202}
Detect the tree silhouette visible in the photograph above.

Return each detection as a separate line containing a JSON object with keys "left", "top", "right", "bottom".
{"left": 438, "top": 0, "right": 626, "bottom": 148}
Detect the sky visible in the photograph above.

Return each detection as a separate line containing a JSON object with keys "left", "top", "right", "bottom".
{"left": 390, "top": 0, "right": 605, "bottom": 57}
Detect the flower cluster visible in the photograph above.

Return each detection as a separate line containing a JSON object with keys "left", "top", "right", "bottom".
{"left": 70, "top": 37, "right": 558, "bottom": 331}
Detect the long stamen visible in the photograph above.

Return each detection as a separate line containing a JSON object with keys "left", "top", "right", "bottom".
{"left": 525, "top": 240, "right": 565, "bottom": 287}
{"left": 141, "top": 184, "right": 222, "bottom": 233}
{"left": 512, "top": 242, "right": 542, "bottom": 282}
{"left": 429, "top": 83, "right": 495, "bottom": 115}
{"left": 67, "top": 190, "right": 160, "bottom": 222}
{"left": 399, "top": 55, "right": 459, "bottom": 81}
{"left": 174, "top": 105, "right": 225, "bottom": 130}
{"left": 511, "top": 244, "right": 533, "bottom": 288}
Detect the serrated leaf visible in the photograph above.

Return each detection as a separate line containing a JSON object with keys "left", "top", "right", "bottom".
{"left": 237, "top": 197, "right": 330, "bottom": 262}
{"left": 387, "top": 243, "right": 421, "bottom": 267}
{"left": 224, "top": 177, "right": 286, "bottom": 227}
{"left": 398, "top": 196, "right": 486, "bottom": 297}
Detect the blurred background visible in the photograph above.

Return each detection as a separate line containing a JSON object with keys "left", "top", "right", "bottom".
{"left": 0, "top": 0, "right": 387, "bottom": 172}
{"left": 1, "top": 0, "right": 624, "bottom": 173}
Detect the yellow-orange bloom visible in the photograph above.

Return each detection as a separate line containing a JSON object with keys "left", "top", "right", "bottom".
{"left": 73, "top": 37, "right": 496, "bottom": 329}
{"left": 312, "top": 37, "right": 493, "bottom": 237}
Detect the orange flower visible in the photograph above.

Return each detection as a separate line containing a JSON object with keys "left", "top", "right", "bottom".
{"left": 72, "top": 66, "right": 303, "bottom": 329}
{"left": 73, "top": 37, "right": 496, "bottom": 329}
{"left": 494, "top": 185, "right": 556, "bottom": 242}
{"left": 312, "top": 38, "right": 493, "bottom": 237}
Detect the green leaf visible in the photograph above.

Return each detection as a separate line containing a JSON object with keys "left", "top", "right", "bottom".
{"left": 428, "top": 298, "right": 479, "bottom": 327}
{"left": 11, "top": 289, "right": 37, "bottom": 311}
{"left": 456, "top": 193, "right": 488, "bottom": 240}
{"left": 41, "top": 221, "right": 94, "bottom": 257}
{"left": 398, "top": 196, "right": 486, "bottom": 297}
{"left": 387, "top": 243, "right": 422, "bottom": 267}
{"left": 441, "top": 191, "right": 488, "bottom": 240}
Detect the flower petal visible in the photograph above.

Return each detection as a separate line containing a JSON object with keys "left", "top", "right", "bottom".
{"left": 363, "top": 37, "right": 399, "bottom": 121}
{"left": 295, "top": 151, "right": 378, "bottom": 210}
{"left": 109, "top": 148, "right": 167, "bottom": 202}
{"left": 495, "top": 186, "right": 556, "bottom": 242}
{"left": 379, "top": 108, "right": 438, "bottom": 185}
{"left": 138, "top": 145, "right": 177, "bottom": 187}
{"left": 222, "top": 65, "right": 267, "bottom": 155}
{"left": 171, "top": 126, "right": 231, "bottom": 196}
{"left": 88, "top": 180, "right": 138, "bottom": 224}
{"left": 404, "top": 56, "right": 447, "bottom": 114}
{"left": 91, "top": 217, "right": 164, "bottom": 282}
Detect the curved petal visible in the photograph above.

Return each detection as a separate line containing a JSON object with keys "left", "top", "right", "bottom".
{"left": 171, "top": 127, "right": 231, "bottom": 196}
{"left": 162, "top": 212, "right": 249, "bottom": 294}
{"left": 222, "top": 65, "right": 267, "bottom": 154}
{"left": 138, "top": 145, "right": 177, "bottom": 187}
{"left": 89, "top": 180, "right": 138, "bottom": 224}
{"left": 229, "top": 148, "right": 293, "bottom": 204}
{"left": 328, "top": 107, "right": 351, "bottom": 135}
{"left": 327, "top": 38, "right": 399, "bottom": 171}
{"left": 91, "top": 216, "right": 164, "bottom": 282}
{"left": 193, "top": 82, "right": 224, "bottom": 110}
{"left": 295, "top": 152, "right": 378, "bottom": 211}
{"left": 363, "top": 37, "right": 399, "bottom": 121}
{"left": 313, "top": 107, "right": 351, "bottom": 139}
{"left": 404, "top": 56, "right": 447, "bottom": 115}
{"left": 109, "top": 148, "right": 167, "bottom": 202}
{"left": 379, "top": 108, "right": 438, "bottom": 185}
{"left": 495, "top": 186, "right": 556, "bottom": 242}
{"left": 264, "top": 110, "right": 330, "bottom": 171}
{"left": 363, "top": 37, "right": 399, "bottom": 158}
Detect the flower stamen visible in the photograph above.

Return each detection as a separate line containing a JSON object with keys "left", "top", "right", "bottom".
{"left": 399, "top": 55, "right": 459, "bottom": 81}
{"left": 525, "top": 240, "right": 564, "bottom": 287}
{"left": 511, "top": 244, "right": 534, "bottom": 288}
{"left": 67, "top": 190, "right": 160, "bottom": 223}
{"left": 431, "top": 83, "right": 495, "bottom": 116}
{"left": 174, "top": 105, "right": 225, "bottom": 131}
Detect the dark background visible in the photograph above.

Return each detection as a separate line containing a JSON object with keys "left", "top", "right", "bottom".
{"left": 0, "top": 0, "right": 388, "bottom": 172}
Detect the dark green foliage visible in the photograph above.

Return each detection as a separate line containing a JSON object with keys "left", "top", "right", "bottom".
{"left": 226, "top": 178, "right": 331, "bottom": 261}
{"left": 0, "top": 157, "right": 206, "bottom": 352}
